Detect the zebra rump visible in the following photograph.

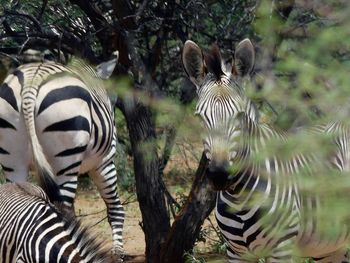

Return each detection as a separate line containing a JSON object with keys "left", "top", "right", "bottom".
{"left": 0, "top": 182, "right": 116, "bottom": 263}
{"left": 0, "top": 55, "right": 125, "bottom": 255}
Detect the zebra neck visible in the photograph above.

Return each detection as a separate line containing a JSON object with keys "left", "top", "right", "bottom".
{"left": 244, "top": 99, "right": 258, "bottom": 123}
{"left": 229, "top": 110, "right": 270, "bottom": 196}
{"left": 229, "top": 161, "right": 270, "bottom": 195}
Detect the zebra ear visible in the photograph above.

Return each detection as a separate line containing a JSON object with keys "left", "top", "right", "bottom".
{"left": 232, "top": 39, "right": 255, "bottom": 77}
{"left": 96, "top": 51, "right": 119, "bottom": 79}
{"left": 182, "top": 40, "right": 207, "bottom": 87}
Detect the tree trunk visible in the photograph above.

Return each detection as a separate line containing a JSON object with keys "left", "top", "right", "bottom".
{"left": 123, "top": 101, "right": 170, "bottom": 263}
{"left": 159, "top": 153, "right": 216, "bottom": 263}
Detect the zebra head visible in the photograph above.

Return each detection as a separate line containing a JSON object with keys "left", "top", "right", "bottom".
{"left": 182, "top": 39, "right": 255, "bottom": 190}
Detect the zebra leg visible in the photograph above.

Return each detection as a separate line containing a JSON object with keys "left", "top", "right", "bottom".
{"left": 57, "top": 176, "right": 78, "bottom": 215}
{"left": 313, "top": 250, "right": 349, "bottom": 263}
{"left": 89, "top": 159, "right": 125, "bottom": 258}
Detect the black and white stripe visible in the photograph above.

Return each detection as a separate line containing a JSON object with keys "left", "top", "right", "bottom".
{"left": 0, "top": 58, "right": 124, "bottom": 255}
{"left": 183, "top": 39, "right": 350, "bottom": 262}
{"left": 0, "top": 182, "right": 115, "bottom": 263}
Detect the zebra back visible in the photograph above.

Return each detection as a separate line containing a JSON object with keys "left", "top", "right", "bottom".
{"left": 0, "top": 182, "right": 115, "bottom": 263}
{"left": 0, "top": 56, "right": 124, "bottom": 256}
{"left": 18, "top": 61, "right": 114, "bottom": 199}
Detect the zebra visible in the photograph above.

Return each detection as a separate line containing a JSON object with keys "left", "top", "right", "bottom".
{"left": 182, "top": 39, "right": 350, "bottom": 262}
{"left": 0, "top": 55, "right": 125, "bottom": 256}
{"left": 0, "top": 181, "right": 117, "bottom": 263}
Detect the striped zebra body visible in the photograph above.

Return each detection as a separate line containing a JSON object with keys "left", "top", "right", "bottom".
{"left": 0, "top": 61, "right": 124, "bottom": 255}
{"left": 216, "top": 115, "right": 349, "bottom": 262}
{"left": 183, "top": 40, "right": 350, "bottom": 262}
{"left": 0, "top": 182, "right": 114, "bottom": 263}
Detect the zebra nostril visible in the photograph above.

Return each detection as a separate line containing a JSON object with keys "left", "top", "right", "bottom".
{"left": 208, "top": 165, "right": 227, "bottom": 174}
{"left": 207, "top": 163, "right": 230, "bottom": 190}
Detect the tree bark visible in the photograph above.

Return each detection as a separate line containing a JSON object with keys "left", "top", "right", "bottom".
{"left": 159, "top": 153, "right": 216, "bottom": 263}
{"left": 122, "top": 100, "right": 170, "bottom": 263}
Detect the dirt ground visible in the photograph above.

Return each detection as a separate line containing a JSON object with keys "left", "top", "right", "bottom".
{"left": 75, "top": 189, "right": 146, "bottom": 262}
{"left": 75, "top": 186, "right": 224, "bottom": 263}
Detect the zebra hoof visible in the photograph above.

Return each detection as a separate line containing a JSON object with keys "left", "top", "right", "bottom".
{"left": 112, "top": 247, "right": 125, "bottom": 262}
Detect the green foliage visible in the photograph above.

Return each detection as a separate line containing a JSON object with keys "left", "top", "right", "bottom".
{"left": 0, "top": 167, "right": 4, "bottom": 184}
{"left": 0, "top": 0, "right": 103, "bottom": 62}
{"left": 161, "top": 0, "right": 350, "bottom": 260}
{"left": 210, "top": 238, "right": 227, "bottom": 255}
{"left": 2, "top": 0, "right": 350, "bottom": 260}
{"left": 112, "top": 102, "right": 135, "bottom": 192}
{"left": 77, "top": 174, "right": 94, "bottom": 190}
{"left": 183, "top": 250, "right": 206, "bottom": 263}
{"left": 237, "top": 0, "right": 350, "bottom": 260}
{"left": 253, "top": 1, "right": 350, "bottom": 129}
{"left": 115, "top": 142, "right": 135, "bottom": 192}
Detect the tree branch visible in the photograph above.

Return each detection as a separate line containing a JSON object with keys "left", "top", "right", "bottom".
{"left": 159, "top": 153, "right": 216, "bottom": 263}
{"left": 37, "top": 0, "right": 48, "bottom": 21}
{"left": 4, "top": 10, "right": 43, "bottom": 32}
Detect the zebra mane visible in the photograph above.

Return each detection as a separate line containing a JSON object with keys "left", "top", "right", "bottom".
{"left": 50, "top": 202, "right": 115, "bottom": 263}
{"left": 13, "top": 182, "right": 114, "bottom": 262}
{"left": 59, "top": 207, "right": 114, "bottom": 263}
{"left": 67, "top": 58, "right": 111, "bottom": 105}
{"left": 28, "top": 179, "right": 114, "bottom": 262}
{"left": 204, "top": 44, "right": 224, "bottom": 80}
{"left": 68, "top": 58, "right": 101, "bottom": 79}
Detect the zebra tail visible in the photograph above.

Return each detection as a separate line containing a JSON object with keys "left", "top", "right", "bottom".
{"left": 21, "top": 84, "right": 61, "bottom": 203}
{"left": 36, "top": 165, "right": 63, "bottom": 203}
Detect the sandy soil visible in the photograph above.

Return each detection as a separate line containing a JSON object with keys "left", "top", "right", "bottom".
{"left": 75, "top": 189, "right": 146, "bottom": 262}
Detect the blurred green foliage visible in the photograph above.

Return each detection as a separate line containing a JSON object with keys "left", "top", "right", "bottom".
{"left": 186, "top": 0, "right": 350, "bottom": 261}
{"left": 0, "top": 167, "right": 4, "bottom": 184}
{"left": 2, "top": 0, "right": 350, "bottom": 261}
{"left": 184, "top": 250, "right": 206, "bottom": 263}
{"left": 115, "top": 142, "right": 135, "bottom": 191}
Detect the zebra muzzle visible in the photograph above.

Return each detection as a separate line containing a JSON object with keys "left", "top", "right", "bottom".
{"left": 206, "top": 161, "right": 230, "bottom": 190}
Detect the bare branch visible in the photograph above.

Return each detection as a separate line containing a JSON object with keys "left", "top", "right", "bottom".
{"left": 37, "top": 0, "right": 48, "bottom": 21}
{"left": 135, "top": 0, "right": 149, "bottom": 24}
{"left": 4, "top": 9, "right": 43, "bottom": 32}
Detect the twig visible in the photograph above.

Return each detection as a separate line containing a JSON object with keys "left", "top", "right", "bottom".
{"left": 0, "top": 52, "right": 20, "bottom": 64}
{"left": 77, "top": 208, "right": 106, "bottom": 218}
{"left": 76, "top": 193, "right": 136, "bottom": 218}
{"left": 158, "top": 126, "right": 177, "bottom": 175}
{"left": 206, "top": 216, "right": 224, "bottom": 242}
{"left": 135, "top": 0, "right": 148, "bottom": 24}
{"left": 18, "top": 31, "right": 30, "bottom": 55}
{"left": 90, "top": 215, "right": 108, "bottom": 228}
{"left": 37, "top": 0, "right": 48, "bottom": 21}
{"left": 122, "top": 192, "right": 137, "bottom": 205}
{"left": 4, "top": 9, "right": 42, "bottom": 32}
